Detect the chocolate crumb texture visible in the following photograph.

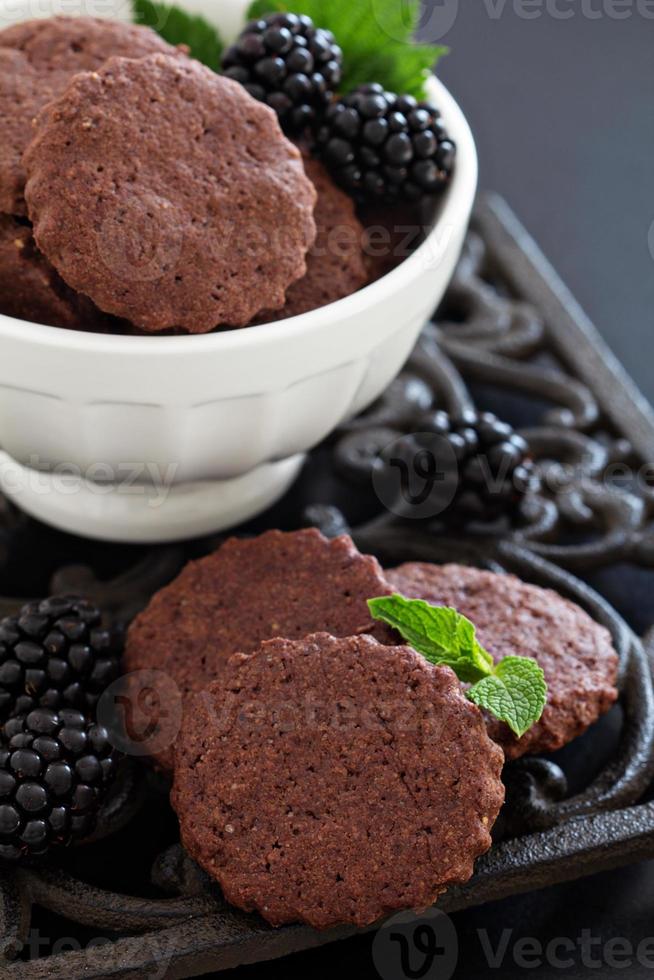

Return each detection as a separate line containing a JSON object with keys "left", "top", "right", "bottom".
{"left": 0, "top": 215, "right": 119, "bottom": 331}
{"left": 172, "top": 632, "right": 505, "bottom": 929}
{"left": 125, "top": 529, "right": 396, "bottom": 770}
{"left": 0, "top": 16, "right": 183, "bottom": 215}
{"left": 254, "top": 154, "right": 369, "bottom": 323}
{"left": 23, "top": 53, "right": 317, "bottom": 332}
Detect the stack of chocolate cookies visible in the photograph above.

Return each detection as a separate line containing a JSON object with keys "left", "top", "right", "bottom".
{"left": 123, "top": 528, "right": 619, "bottom": 929}
{"left": 0, "top": 16, "right": 372, "bottom": 333}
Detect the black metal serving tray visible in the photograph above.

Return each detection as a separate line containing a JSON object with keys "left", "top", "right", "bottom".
{"left": 2, "top": 193, "right": 654, "bottom": 979}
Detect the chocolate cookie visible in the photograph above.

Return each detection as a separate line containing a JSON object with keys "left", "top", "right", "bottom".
{"left": 386, "top": 562, "right": 619, "bottom": 759}
{"left": 24, "top": 54, "right": 317, "bottom": 332}
{"left": 0, "top": 16, "right": 179, "bottom": 216}
{"left": 172, "top": 632, "right": 505, "bottom": 929}
{"left": 125, "top": 529, "right": 394, "bottom": 770}
{"left": 0, "top": 215, "right": 112, "bottom": 330}
{"left": 257, "top": 156, "right": 368, "bottom": 323}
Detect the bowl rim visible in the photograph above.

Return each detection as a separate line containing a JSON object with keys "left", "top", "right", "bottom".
{"left": 0, "top": 74, "right": 477, "bottom": 355}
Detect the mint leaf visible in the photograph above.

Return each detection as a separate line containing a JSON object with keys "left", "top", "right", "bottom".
{"left": 132, "top": 0, "right": 224, "bottom": 69}
{"left": 368, "top": 594, "right": 547, "bottom": 739}
{"left": 248, "top": 0, "right": 281, "bottom": 16}
{"left": 368, "top": 595, "right": 493, "bottom": 683}
{"left": 247, "top": 0, "right": 447, "bottom": 99}
{"left": 468, "top": 657, "right": 547, "bottom": 739}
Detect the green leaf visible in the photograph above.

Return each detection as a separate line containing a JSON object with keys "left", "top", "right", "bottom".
{"left": 248, "top": 0, "right": 282, "bottom": 17}
{"left": 368, "top": 594, "right": 547, "bottom": 739}
{"left": 246, "top": 0, "right": 447, "bottom": 99}
{"left": 368, "top": 595, "right": 494, "bottom": 683}
{"left": 468, "top": 657, "right": 548, "bottom": 739}
{"left": 132, "top": 0, "right": 224, "bottom": 70}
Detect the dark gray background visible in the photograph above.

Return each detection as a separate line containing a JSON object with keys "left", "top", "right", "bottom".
{"left": 229, "top": 7, "right": 654, "bottom": 978}
{"left": 429, "top": 0, "right": 654, "bottom": 401}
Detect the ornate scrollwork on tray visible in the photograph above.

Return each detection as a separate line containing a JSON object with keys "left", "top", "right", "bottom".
{"left": 333, "top": 218, "right": 654, "bottom": 572}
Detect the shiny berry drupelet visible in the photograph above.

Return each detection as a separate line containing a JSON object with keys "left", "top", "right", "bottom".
{"left": 394, "top": 410, "right": 537, "bottom": 524}
{"left": 0, "top": 596, "right": 121, "bottom": 723}
{"left": 222, "top": 13, "right": 343, "bottom": 133}
{"left": 0, "top": 708, "right": 119, "bottom": 860}
{"left": 316, "top": 83, "right": 456, "bottom": 202}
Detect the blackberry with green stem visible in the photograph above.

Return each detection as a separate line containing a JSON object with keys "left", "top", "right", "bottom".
{"left": 0, "top": 596, "right": 121, "bottom": 722}
{"left": 221, "top": 13, "right": 343, "bottom": 133}
{"left": 316, "top": 83, "right": 456, "bottom": 202}
{"left": 0, "top": 707, "right": 119, "bottom": 860}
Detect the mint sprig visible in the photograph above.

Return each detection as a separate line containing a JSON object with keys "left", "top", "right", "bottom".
{"left": 368, "top": 594, "right": 547, "bottom": 739}
{"left": 467, "top": 657, "right": 548, "bottom": 741}
{"left": 367, "top": 595, "right": 493, "bottom": 683}
{"left": 247, "top": 0, "right": 447, "bottom": 99}
{"left": 132, "top": 0, "right": 224, "bottom": 69}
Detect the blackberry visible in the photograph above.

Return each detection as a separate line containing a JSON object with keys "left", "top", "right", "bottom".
{"left": 221, "top": 13, "right": 343, "bottom": 133}
{"left": 0, "top": 596, "right": 121, "bottom": 723}
{"left": 0, "top": 708, "right": 119, "bottom": 859}
{"left": 414, "top": 410, "right": 538, "bottom": 523}
{"left": 316, "top": 83, "right": 456, "bottom": 202}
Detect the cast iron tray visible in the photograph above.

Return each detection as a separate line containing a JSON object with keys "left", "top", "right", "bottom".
{"left": 1, "top": 193, "right": 654, "bottom": 978}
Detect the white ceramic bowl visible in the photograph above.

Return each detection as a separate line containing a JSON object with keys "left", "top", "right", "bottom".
{"left": 0, "top": 0, "right": 477, "bottom": 542}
